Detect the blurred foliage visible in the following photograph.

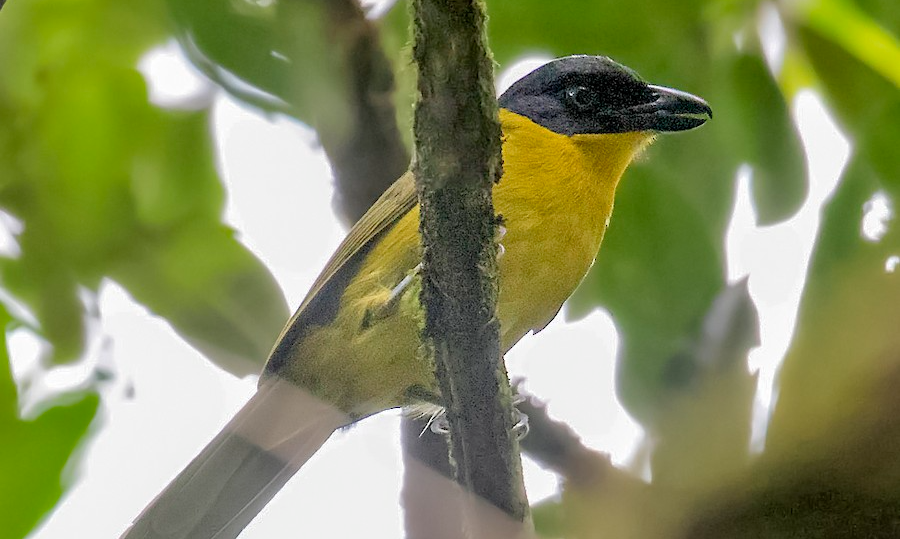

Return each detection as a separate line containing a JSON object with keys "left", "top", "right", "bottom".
{"left": 0, "top": 303, "right": 99, "bottom": 538}
{"left": 0, "top": 0, "right": 899, "bottom": 535}
{"left": 0, "top": 0, "right": 288, "bottom": 533}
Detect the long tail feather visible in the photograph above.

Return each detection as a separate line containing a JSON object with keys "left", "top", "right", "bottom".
{"left": 121, "top": 378, "right": 350, "bottom": 539}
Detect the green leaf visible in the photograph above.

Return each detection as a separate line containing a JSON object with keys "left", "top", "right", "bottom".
{"left": 483, "top": 0, "right": 705, "bottom": 78}
{"left": 859, "top": 100, "right": 900, "bottom": 197}
{"left": 111, "top": 222, "right": 288, "bottom": 376}
{"left": 767, "top": 156, "right": 900, "bottom": 484}
{"left": 850, "top": 0, "right": 900, "bottom": 38}
{"left": 0, "top": 304, "right": 100, "bottom": 539}
{"left": 0, "top": 65, "right": 150, "bottom": 362}
{"left": 166, "top": 0, "right": 290, "bottom": 106}
{"left": 0, "top": 0, "right": 289, "bottom": 371}
{"left": 799, "top": 23, "right": 899, "bottom": 128}
{"left": 568, "top": 168, "right": 724, "bottom": 425}
{"left": 0, "top": 259, "right": 86, "bottom": 362}
{"left": 167, "top": 0, "right": 352, "bottom": 129}
{"left": 131, "top": 109, "right": 225, "bottom": 229}
{"left": 803, "top": 0, "right": 900, "bottom": 90}
{"left": 0, "top": 390, "right": 99, "bottom": 539}
{"left": 799, "top": 24, "right": 900, "bottom": 197}
{"left": 647, "top": 281, "right": 758, "bottom": 490}
{"left": 531, "top": 498, "right": 565, "bottom": 538}
{"left": 720, "top": 54, "right": 807, "bottom": 224}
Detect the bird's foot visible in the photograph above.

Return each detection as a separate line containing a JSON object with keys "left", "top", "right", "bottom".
{"left": 496, "top": 224, "right": 507, "bottom": 260}
{"left": 428, "top": 405, "right": 529, "bottom": 441}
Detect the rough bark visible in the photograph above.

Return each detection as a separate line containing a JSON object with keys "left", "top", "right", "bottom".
{"left": 411, "top": 0, "right": 529, "bottom": 526}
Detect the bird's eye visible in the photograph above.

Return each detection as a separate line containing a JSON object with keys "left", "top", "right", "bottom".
{"left": 566, "top": 85, "right": 597, "bottom": 110}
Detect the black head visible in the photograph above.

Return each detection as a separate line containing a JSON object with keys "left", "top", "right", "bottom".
{"left": 499, "top": 55, "right": 712, "bottom": 135}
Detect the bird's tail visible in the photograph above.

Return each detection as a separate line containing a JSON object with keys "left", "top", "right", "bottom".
{"left": 121, "top": 378, "right": 351, "bottom": 539}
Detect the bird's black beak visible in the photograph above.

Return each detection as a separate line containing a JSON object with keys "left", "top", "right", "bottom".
{"left": 628, "top": 85, "right": 712, "bottom": 132}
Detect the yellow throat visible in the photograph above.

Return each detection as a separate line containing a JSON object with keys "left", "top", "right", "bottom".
{"left": 493, "top": 108, "right": 654, "bottom": 345}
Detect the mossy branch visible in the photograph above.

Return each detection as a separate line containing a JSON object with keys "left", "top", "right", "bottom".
{"left": 411, "top": 0, "right": 528, "bottom": 525}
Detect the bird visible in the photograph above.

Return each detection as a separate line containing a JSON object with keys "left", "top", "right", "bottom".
{"left": 122, "top": 55, "right": 712, "bottom": 538}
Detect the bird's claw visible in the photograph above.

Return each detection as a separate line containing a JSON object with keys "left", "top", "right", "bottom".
{"left": 512, "top": 409, "right": 530, "bottom": 440}
{"left": 427, "top": 408, "right": 529, "bottom": 441}
{"left": 429, "top": 414, "right": 450, "bottom": 435}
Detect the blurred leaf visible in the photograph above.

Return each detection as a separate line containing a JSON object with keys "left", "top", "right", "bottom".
{"left": 532, "top": 498, "right": 566, "bottom": 538}
{"left": 0, "top": 1, "right": 167, "bottom": 362}
{"left": 720, "top": 53, "right": 807, "bottom": 224}
{"left": 555, "top": 460, "right": 667, "bottom": 539}
{"left": 0, "top": 2, "right": 292, "bottom": 535}
{"left": 802, "top": 159, "right": 879, "bottom": 275}
{"left": 0, "top": 258, "right": 85, "bottom": 362}
{"left": 679, "top": 477, "right": 900, "bottom": 539}
{"left": 167, "top": 0, "right": 292, "bottom": 109}
{"left": 802, "top": 0, "right": 900, "bottom": 90}
{"left": 23, "top": 66, "right": 146, "bottom": 269}
{"left": 799, "top": 24, "right": 900, "bottom": 196}
{"left": 111, "top": 222, "right": 287, "bottom": 376}
{"left": 0, "top": 0, "right": 168, "bottom": 96}
{"left": 850, "top": 0, "right": 900, "bottom": 37}
{"left": 798, "top": 25, "right": 895, "bottom": 125}
{"left": 484, "top": 0, "right": 705, "bottom": 77}
{"left": 1, "top": 390, "right": 99, "bottom": 539}
{"left": 168, "top": 0, "right": 352, "bottom": 129}
{"left": 0, "top": 304, "right": 100, "bottom": 538}
{"left": 642, "top": 110, "right": 739, "bottom": 229}
{"left": 860, "top": 101, "right": 900, "bottom": 196}
{"left": 131, "top": 109, "right": 225, "bottom": 229}
{"left": 568, "top": 169, "right": 724, "bottom": 425}
{"left": 169, "top": 0, "right": 410, "bottom": 227}
{"left": 648, "top": 281, "right": 758, "bottom": 490}
{"left": 0, "top": 64, "right": 150, "bottom": 362}
{"left": 0, "top": 0, "right": 289, "bottom": 371}
{"left": 767, "top": 156, "right": 900, "bottom": 483}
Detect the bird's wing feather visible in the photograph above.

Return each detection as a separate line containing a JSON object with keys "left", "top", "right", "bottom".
{"left": 123, "top": 173, "right": 416, "bottom": 538}
{"left": 301, "top": 171, "right": 416, "bottom": 314}
{"left": 121, "top": 378, "right": 350, "bottom": 539}
{"left": 265, "top": 171, "right": 417, "bottom": 373}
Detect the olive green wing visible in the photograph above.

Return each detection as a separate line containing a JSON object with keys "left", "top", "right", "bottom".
{"left": 301, "top": 171, "right": 416, "bottom": 314}
{"left": 264, "top": 171, "right": 417, "bottom": 374}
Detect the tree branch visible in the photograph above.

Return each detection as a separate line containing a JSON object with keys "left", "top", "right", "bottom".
{"left": 401, "top": 416, "right": 464, "bottom": 538}
{"left": 411, "top": 0, "right": 528, "bottom": 527}
{"left": 314, "top": 0, "right": 410, "bottom": 225}
{"left": 516, "top": 390, "right": 618, "bottom": 488}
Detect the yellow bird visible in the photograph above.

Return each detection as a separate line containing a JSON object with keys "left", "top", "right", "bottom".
{"left": 123, "top": 55, "right": 711, "bottom": 538}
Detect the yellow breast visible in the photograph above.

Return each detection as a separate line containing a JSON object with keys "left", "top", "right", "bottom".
{"left": 494, "top": 109, "right": 653, "bottom": 347}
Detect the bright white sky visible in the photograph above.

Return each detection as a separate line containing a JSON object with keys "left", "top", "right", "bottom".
{"left": 20, "top": 31, "right": 863, "bottom": 538}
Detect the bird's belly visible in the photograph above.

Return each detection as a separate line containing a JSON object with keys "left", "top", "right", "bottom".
{"left": 496, "top": 220, "right": 602, "bottom": 350}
